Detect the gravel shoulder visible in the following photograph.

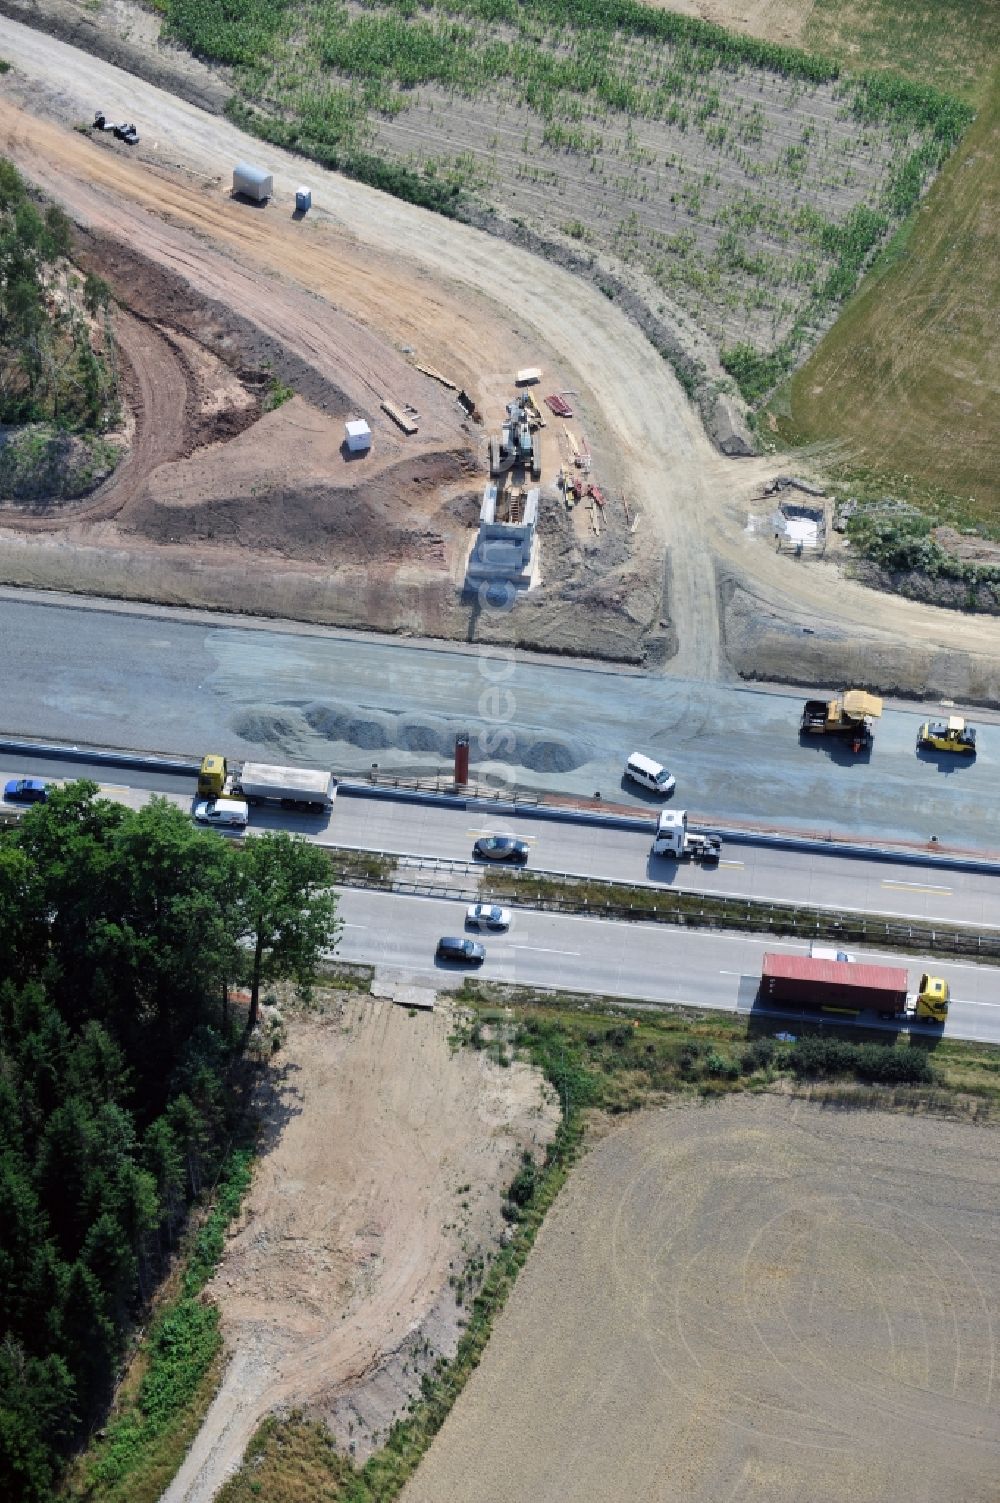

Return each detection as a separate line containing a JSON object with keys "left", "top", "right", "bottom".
{"left": 402, "top": 1094, "right": 1000, "bottom": 1503}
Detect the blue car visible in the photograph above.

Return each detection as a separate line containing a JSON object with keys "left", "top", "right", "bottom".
{"left": 4, "top": 777, "right": 49, "bottom": 804}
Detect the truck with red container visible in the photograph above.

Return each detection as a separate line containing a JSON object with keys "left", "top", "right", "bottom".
{"left": 759, "top": 951, "right": 949, "bottom": 1024}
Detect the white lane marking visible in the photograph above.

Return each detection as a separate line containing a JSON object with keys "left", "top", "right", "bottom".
{"left": 951, "top": 998, "right": 1000, "bottom": 1010}
{"left": 513, "top": 945, "right": 580, "bottom": 956}
{"left": 881, "top": 879, "right": 952, "bottom": 895}
{"left": 467, "top": 828, "right": 537, "bottom": 840}
{"left": 718, "top": 860, "right": 745, "bottom": 869}
{"left": 342, "top": 923, "right": 370, "bottom": 930}
{"left": 719, "top": 969, "right": 743, "bottom": 976}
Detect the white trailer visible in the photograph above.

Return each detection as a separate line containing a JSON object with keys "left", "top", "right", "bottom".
{"left": 230, "top": 762, "right": 336, "bottom": 810}
{"left": 651, "top": 809, "right": 721, "bottom": 863}
{"left": 233, "top": 162, "right": 273, "bottom": 202}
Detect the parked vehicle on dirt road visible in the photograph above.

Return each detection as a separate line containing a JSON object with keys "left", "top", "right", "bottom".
{"left": 436, "top": 936, "right": 486, "bottom": 964}
{"left": 799, "top": 689, "right": 882, "bottom": 753}
{"left": 917, "top": 716, "right": 977, "bottom": 755}
{"left": 474, "top": 835, "right": 529, "bottom": 864}
{"left": 93, "top": 112, "right": 139, "bottom": 145}
{"left": 759, "top": 951, "right": 949, "bottom": 1023}
{"left": 466, "top": 903, "right": 512, "bottom": 931}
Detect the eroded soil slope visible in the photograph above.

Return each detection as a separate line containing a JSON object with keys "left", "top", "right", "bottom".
{"left": 162, "top": 998, "right": 558, "bottom": 1503}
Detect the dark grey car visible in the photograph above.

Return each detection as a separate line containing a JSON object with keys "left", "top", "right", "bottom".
{"left": 436, "top": 935, "right": 486, "bottom": 964}
{"left": 473, "top": 835, "right": 530, "bottom": 863}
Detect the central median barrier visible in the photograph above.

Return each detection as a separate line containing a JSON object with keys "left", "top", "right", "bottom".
{"left": 316, "top": 845, "right": 1000, "bottom": 964}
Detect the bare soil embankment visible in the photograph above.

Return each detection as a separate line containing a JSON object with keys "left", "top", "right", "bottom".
{"left": 403, "top": 1094, "right": 1000, "bottom": 1503}
{"left": 161, "top": 998, "right": 558, "bottom": 1503}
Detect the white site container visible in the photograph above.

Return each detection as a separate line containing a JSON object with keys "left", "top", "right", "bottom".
{"left": 345, "top": 418, "right": 372, "bottom": 453}
{"left": 232, "top": 162, "right": 273, "bottom": 202}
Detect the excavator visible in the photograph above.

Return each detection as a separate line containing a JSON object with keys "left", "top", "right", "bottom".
{"left": 917, "top": 715, "right": 977, "bottom": 755}
{"left": 799, "top": 689, "right": 883, "bottom": 754}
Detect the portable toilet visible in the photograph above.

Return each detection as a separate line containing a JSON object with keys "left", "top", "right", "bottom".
{"left": 295, "top": 186, "right": 312, "bottom": 214}
{"left": 345, "top": 419, "right": 372, "bottom": 454}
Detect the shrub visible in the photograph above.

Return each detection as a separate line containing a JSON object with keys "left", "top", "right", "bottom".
{"left": 788, "top": 1037, "right": 933, "bottom": 1085}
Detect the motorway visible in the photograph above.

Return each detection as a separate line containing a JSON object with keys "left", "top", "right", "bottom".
{"left": 333, "top": 888, "right": 1000, "bottom": 1045}
{"left": 0, "top": 590, "right": 998, "bottom": 849}
{"left": 4, "top": 753, "right": 1000, "bottom": 926}
{"left": 4, "top": 751, "right": 1000, "bottom": 1044}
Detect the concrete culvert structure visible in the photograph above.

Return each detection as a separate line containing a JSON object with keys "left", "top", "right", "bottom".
{"left": 232, "top": 163, "right": 273, "bottom": 202}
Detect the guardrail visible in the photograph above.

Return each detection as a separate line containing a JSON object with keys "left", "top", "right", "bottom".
{"left": 356, "top": 769, "right": 541, "bottom": 806}
{"left": 321, "top": 850, "right": 1000, "bottom": 962}
{"left": 4, "top": 735, "right": 1000, "bottom": 874}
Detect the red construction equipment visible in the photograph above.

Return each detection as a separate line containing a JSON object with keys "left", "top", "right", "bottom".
{"left": 545, "top": 393, "right": 573, "bottom": 417}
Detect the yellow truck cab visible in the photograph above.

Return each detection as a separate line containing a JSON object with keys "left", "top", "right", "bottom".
{"left": 914, "top": 973, "right": 950, "bottom": 1023}
{"left": 198, "top": 755, "right": 228, "bottom": 798}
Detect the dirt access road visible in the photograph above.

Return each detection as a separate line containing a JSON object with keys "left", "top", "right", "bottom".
{"left": 404, "top": 1094, "right": 1000, "bottom": 1503}
{"left": 160, "top": 998, "right": 557, "bottom": 1503}
{"left": 4, "top": 19, "right": 1000, "bottom": 695}
{"left": 0, "top": 17, "right": 763, "bottom": 682}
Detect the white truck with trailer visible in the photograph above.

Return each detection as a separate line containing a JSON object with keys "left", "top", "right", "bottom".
{"left": 651, "top": 809, "right": 721, "bottom": 863}
{"left": 198, "top": 755, "right": 336, "bottom": 812}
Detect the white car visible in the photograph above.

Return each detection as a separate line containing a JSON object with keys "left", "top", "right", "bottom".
{"left": 193, "top": 797, "right": 249, "bottom": 829}
{"left": 466, "top": 903, "right": 512, "bottom": 931}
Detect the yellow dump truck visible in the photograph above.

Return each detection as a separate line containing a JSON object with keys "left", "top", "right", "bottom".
{"left": 799, "top": 689, "right": 883, "bottom": 753}
{"left": 917, "top": 715, "right": 977, "bottom": 755}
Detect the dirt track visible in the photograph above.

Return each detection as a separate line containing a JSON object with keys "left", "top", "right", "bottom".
{"left": 403, "top": 1095, "right": 1000, "bottom": 1503}
{"left": 2, "top": 18, "right": 1000, "bottom": 693}
{"left": 161, "top": 1000, "right": 557, "bottom": 1503}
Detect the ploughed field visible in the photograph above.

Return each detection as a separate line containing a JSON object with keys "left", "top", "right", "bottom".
{"left": 403, "top": 1094, "right": 1000, "bottom": 1503}
{"left": 167, "top": 0, "right": 969, "bottom": 385}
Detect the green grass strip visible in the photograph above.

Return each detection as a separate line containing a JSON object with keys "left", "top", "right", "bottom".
{"left": 70, "top": 1150, "right": 254, "bottom": 1503}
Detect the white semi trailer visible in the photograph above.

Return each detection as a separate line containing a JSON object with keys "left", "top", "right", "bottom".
{"left": 198, "top": 756, "right": 335, "bottom": 811}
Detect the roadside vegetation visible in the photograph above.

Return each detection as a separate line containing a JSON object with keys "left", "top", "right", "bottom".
{"left": 209, "top": 974, "right": 1000, "bottom": 1501}
{"left": 0, "top": 159, "right": 122, "bottom": 503}
{"left": 155, "top": 0, "right": 968, "bottom": 404}
{"left": 0, "top": 784, "right": 337, "bottom": 1503}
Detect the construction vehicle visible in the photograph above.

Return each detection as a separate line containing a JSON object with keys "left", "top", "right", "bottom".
{"left": 489, "top": 396, "right": 541, "bottom": 481}
{"left": 799, "top": 689, "right": 883, "bottom": 753}
{"left": 759, "top": 950, "right": 949, "bottom": 1023}
{"left": 651, "top": 810, "right": 721, "bottom": 863}
{"left": 93, "top": 112, "right": 139, "bottom": 145}
{"left": 197, "top": 756, "right": 336, "bottom": 811}
{"left": 917, "top": 715, "right": 977, "bottom": 755}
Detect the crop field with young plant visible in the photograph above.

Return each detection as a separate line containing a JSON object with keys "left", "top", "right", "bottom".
{"left": 162, "top": 0, "right": 969, "bottom": 393}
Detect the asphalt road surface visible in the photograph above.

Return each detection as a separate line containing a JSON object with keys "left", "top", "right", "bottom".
{"left": 5, "top": 759, "right": 1000, "bottom": 926}
{"left": 0, "top": 591, "right": 997, "bottom": 849}
{"left": 333, "top": 888, "right": 1000, "bottom": 1045}
{"left": 4, "top": 771, "right": 997, "bottom": 1043}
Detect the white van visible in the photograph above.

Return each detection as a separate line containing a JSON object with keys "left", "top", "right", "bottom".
{"left": 625, "top": 752, "right": 676, "bottom": 796}
{"left": 193, "top": 797, "right": 250, "bottom": 829}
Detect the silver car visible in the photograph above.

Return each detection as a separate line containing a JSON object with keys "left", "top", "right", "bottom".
{"left": 466, "top": 903, "right": 512, "bottom": 931}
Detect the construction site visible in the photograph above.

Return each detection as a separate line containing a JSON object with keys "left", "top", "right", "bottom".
{"left": 1, "top": 6, "right": 1000, "bottom": 698}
